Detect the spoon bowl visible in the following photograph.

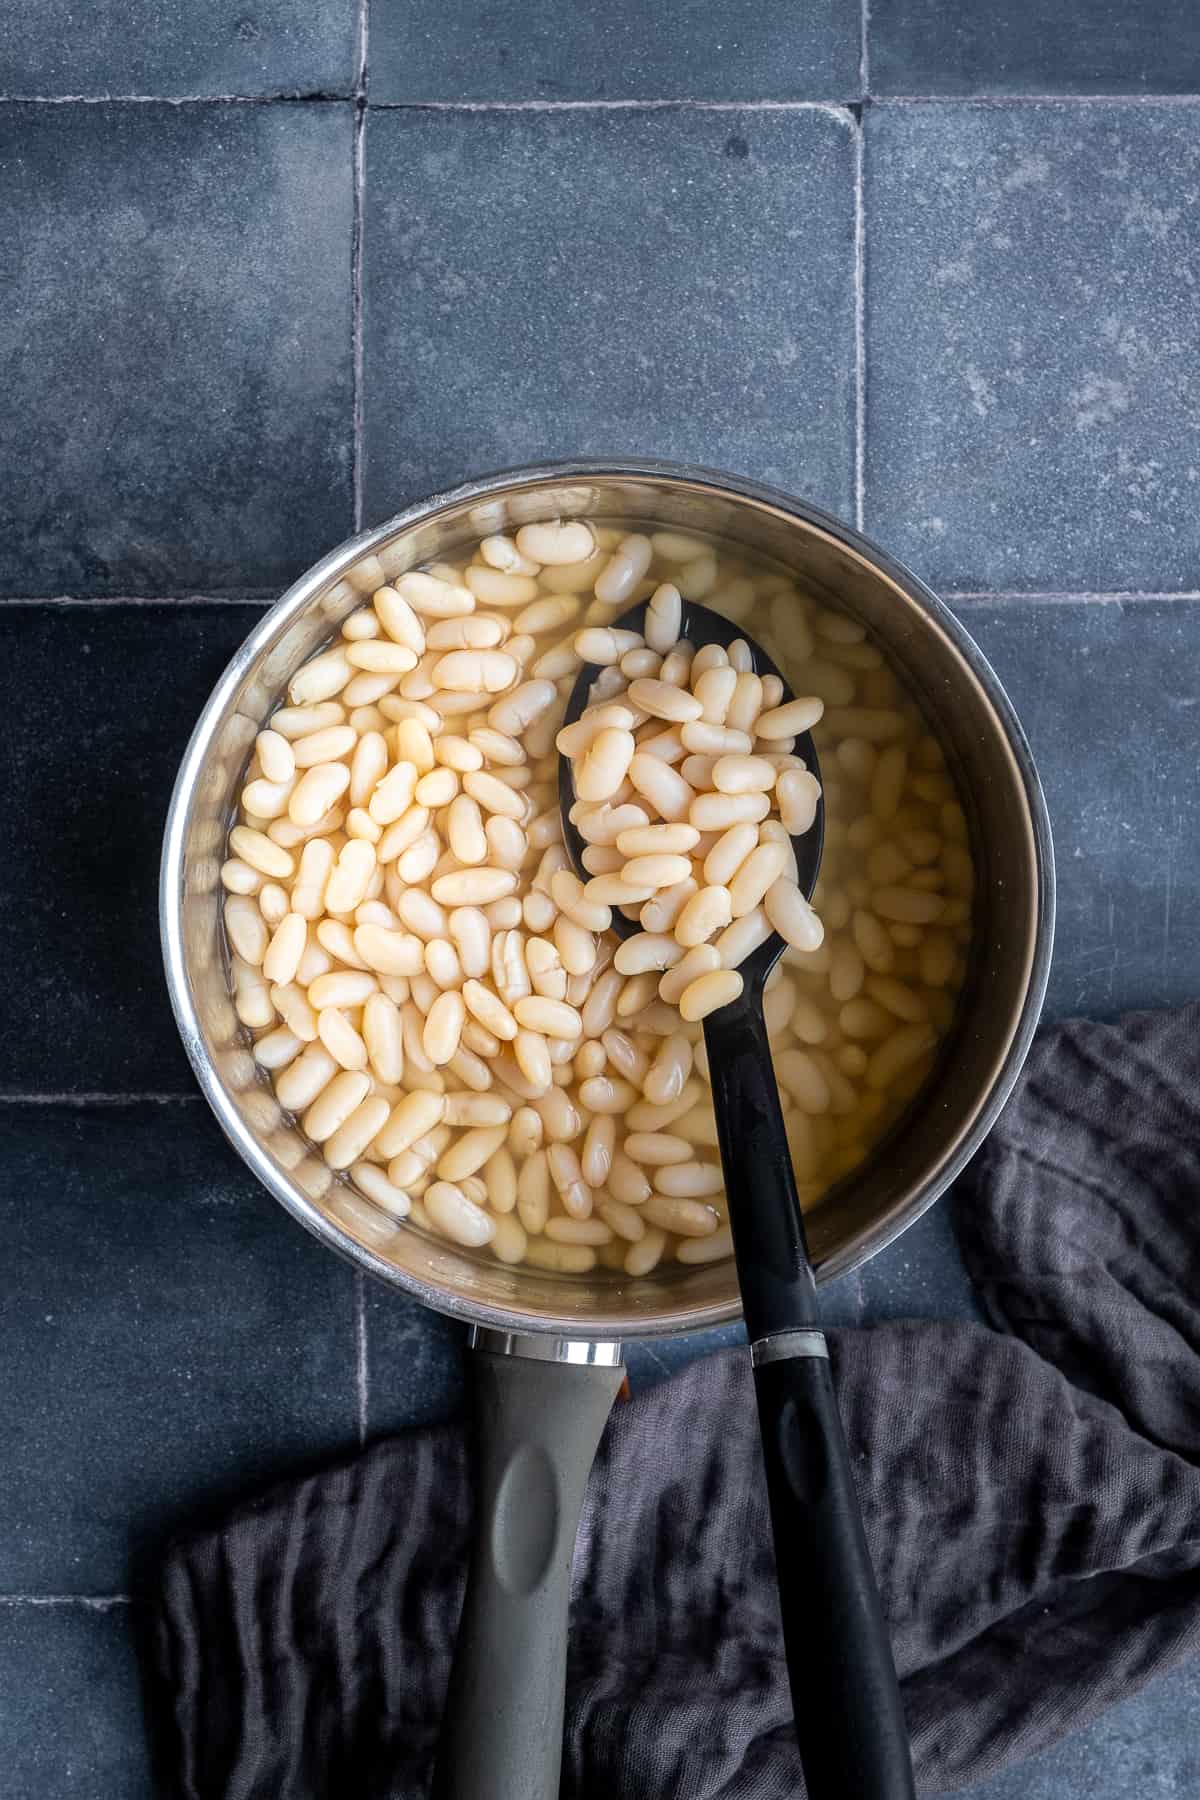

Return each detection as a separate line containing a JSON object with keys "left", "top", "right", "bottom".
{"left": 558, "top": 598, "right": 825, "bottom": 995}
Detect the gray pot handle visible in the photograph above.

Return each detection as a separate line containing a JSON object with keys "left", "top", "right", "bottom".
{"left": 431, "top": 1338, "right": 625, "bottom": 1800}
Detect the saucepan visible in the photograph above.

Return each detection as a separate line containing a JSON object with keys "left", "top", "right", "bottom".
{"left": 160, "top": 460, "right": 1054, "bottom": 1798}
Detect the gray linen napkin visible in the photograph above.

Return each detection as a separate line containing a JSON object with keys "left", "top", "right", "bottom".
{"left": 150, "top": 1002, "right": 1200, "bottom": 1797}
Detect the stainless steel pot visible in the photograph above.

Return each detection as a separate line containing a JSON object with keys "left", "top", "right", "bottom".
{"left": 161, "top": 460, "right": 1054, "bottom": 1798}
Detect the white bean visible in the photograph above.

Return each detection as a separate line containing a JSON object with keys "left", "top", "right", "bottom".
{"left": 675, "top": 1226, "right": 733, "bottom": 1263}
{"left": 513, "top": 996, "right": 582, "bottom": 1040}
{"left": 289, "top": 763, "right": 354, "bottom": 824}
{"left": 712, "top": 754, "right": 776, "bottom": 795}
{"left": 515, "top": 519, "right": 596, "bottom": 565}
{"left": 778, "top": 768, "right": 822, "bottom": 835}
{"left": 614, "top": 933, "right": 684, "bottom": 975}
{"left": 324, "top": 1096, "right": 391, "bottom": 1169}
{"left": 425, "top": 1180, "right": 495, "bottom": 1247}
{"left": 309, "top": 969, "right": 378, "bottom": 1009}
{"left": 624, "top": 1229, "right": 667, "bottom": 1275}
{"left": 396, "top": 570, "right": 475, "bottom": 618}
{"left": 318, "top": 1007, "right": 369, "bottom": 1071}
{"left": 644, "top": 582, "right": 682, "bottom": 653}
{"left": 276, "top": 1043, "right": 338, "bottom": 1111}
{"left": 254, "top": 1026, "right": 302, "bottom": 1071}
{"left": 575, "top": 727, "right": 636, "bottom": 804}
{"left": 262, "top": 912, "right": 308, "bottom": 986}
{"left": 303, "top": 1069, "right": 370, "bottom": 1143}
{"left": 423, "top": 991, "right": 466, "bottom": 1065}
{"left": 702, "top": 821, "right": 757, "bottom": 887}
{"left": 221, "top": 858, "right": 261, "bottom": 896}
{"left": 679, "top": 720, "right": 752, "bottom": 757}
{"left": 627, "top": 754, "right": 694, "bottom": 823}
{"left": 288, "top": 647, "right": 352, "bottom": 705}
{"left": 756, "top": 697, "right": 825, "bottom": 740}
{"left": 363, "top": 992, "right": 405, "bottom": 1084}
{"left": 480, "top": 534, "right": 536, "bottom": 575}
{"left": 225, "top": 895, "right": 269, "bottom": 965}
{"left": 627, "top": 678, "right": 702, "bottom": 724}
{"left": 437, "top": 1125, "right": 508, "bottom": 1182}
{"left": 375, "top": 1090, "right": 446, "bottom": 1158}
{"left": 643, "top": 1194, "right": 720, "bottom": 1237}
{"left": 622, "top": 853, "right": 693, "bottom": 892}
{"left": 594, "top": 533, "right": 651, "bottom": 605}
{"left": 689, "top": 790, "right": 769, "bottom": 831}
{"left": 640, "top": 877, "right": 698, "bottom": 934}
{"left": 350, "top": 1161, "right": 412, "bottom": 1219}
{"left": 547, "top": 1143, "right": 592, "bottom": 1218}
{"left": 675, "top": 886, "right": 733, "bottom": 949}
{"left": 241, "top": 776, "right": 295, "bottom": 821}
{"left": 229, "top": 826, "right": 294, "bottom": 880}
{"left": 431, "top": 868, "right": 517, "bottom": 907}
{"left": 716, "top": 908, "right": 772, "bottom": 967}
{"left": 729, "top": 843, "right": 789, "bottom": 918}
{"left": 256, "top": 729, "right": 296, "bottom": 783}
{"left": 678, "top": 969, "right": 744, "bottom": 1021}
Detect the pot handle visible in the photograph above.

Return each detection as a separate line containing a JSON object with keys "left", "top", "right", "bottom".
{"left": 431, "top": 1337, "right": 624, "bottom": 1800}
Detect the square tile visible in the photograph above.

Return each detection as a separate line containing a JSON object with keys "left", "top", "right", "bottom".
{"left": 961, "top": 599, "right": 1200, "bottom": 1022}
{"left": 363, "top": 107, "right": 857, "bottom": 519}
{"left": 0, "top": 1, "right": 356, "bottom": 98}
{"left": 0, "top": 603, "right": 261, "bottom": 1095}
{"left": 364, "top": 1285, "right": 466, "bottom": 1437}
{"left": 864, "top": 105, "right": 1200, "bottom": 593}
{"left": 855, "top": 1199, "right": 985, "bottom": 1324}
{"left": 0, "top": 104, "right": 353, "bottom": 596}
{"left": 623, "top": 1323, "right": 746, "bottom": 1394}
{"left": 953, "top": 1656, "right": 1200, "bottom": 1798}
{"left": 0, "top": 1101, "right": 358, "bottom": 1590}
{"left": 0, "top": 1603, "right": 152, "bottom": 1800}
{"left": 869, "top": 1, "right": 1200, "bottom": 97}
{"left": 368, "top": 0, "right": 859, "bottom": 103}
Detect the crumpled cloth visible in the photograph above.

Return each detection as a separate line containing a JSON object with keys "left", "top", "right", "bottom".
{"left": 149, "top": 1002, "right": 1200, "bottom": 1797}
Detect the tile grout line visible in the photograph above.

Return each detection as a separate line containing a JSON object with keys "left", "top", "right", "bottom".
{"left": 355, "top": 1270, "right": 369, "bottom": 1445}
{"left": 950, "top": 589, "right": 1200, "bottom": 604}
{"left": 351, "top": 0, "right": 369, "bottom": 534}
{"left": 0, "top": 594, "right": 274, "bottom": 607}
{"left": 369, "top": 98, "right": 858, "bottom": 121}
{"left": 5, "top": 92, "right": 1200, "bottom": 110}
{"left": 0, "top": 92, "right": 351, "bottom": 105}
{"left": 2, "top": 591, "right": 1198, "bottom": 623}
{"left": 853, "top": 112, "right": 866, "bottom": 533}
{"left": 0, "top": 1595, "right": 132, "bottom": 1609}
{"left": 0, "top": 1092, "right": 204, "bottom": 1106}
{"left": 873, "top": 92, "right": 1200, "bottom": 106}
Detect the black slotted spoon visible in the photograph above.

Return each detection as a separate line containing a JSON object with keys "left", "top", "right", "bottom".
{"left": 560, "top": 598, "right": 915, "bottom": 1800}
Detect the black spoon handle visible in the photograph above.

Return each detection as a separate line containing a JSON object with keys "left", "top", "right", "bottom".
{"left": 704, "top": 991, "right": 916, "bottom": 1800}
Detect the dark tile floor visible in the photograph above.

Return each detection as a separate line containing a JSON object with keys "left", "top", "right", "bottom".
{"left": 869, "top": 0, "right": 1200, "bottom": 97}
{"left": 0, "top": 105, "right": 354, "bottom": 597}
{"left": 2, "top": 2, "right": 1197, "bottom": 1793}
{"left": 367, "top": 0, "right": 861, "bottom": 101}
{"left": 363, "top": 105, "right": 857, "bottom": 514}
{"left": 865, "top": 104, "right": 1200, "bottom": 595}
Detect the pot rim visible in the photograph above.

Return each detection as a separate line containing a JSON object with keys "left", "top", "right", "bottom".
{"left": 160, "top": 457, "right": 1055, "bottom": 1336}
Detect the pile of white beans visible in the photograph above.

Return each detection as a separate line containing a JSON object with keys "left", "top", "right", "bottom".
{"left": 221, "top": 520, "right": 973, "bottom": 1278}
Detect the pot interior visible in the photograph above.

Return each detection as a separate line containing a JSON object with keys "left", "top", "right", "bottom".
{"left": 162, "top": 466, "right": 1052, "bottom": 1338}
